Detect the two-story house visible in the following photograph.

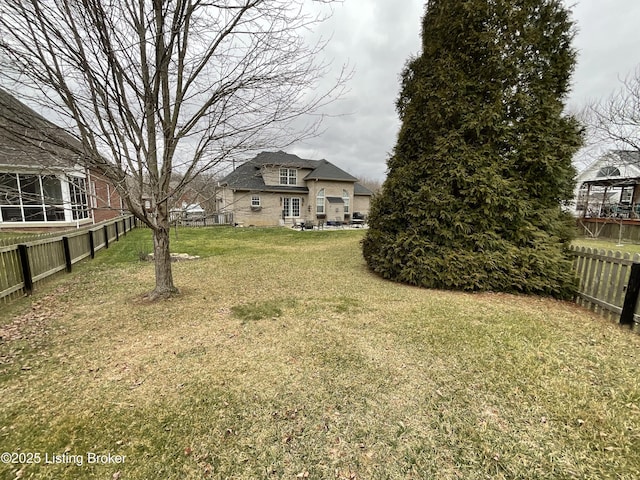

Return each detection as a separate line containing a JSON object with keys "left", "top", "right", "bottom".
{"left": 219, "top": 151, "right": 373, "bottom": 227}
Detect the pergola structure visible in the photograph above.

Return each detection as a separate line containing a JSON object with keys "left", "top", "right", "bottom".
{"left": 577, "top": 177, "right": 640, "bottom": 220}
{"left": 574, "top": 151, "right": 640, "bottom": 239}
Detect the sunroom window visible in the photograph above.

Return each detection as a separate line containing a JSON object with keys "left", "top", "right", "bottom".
{"left": 69, "top": 176, "right": 90, "bottom": 220}
{"left": 0, "top": 173, "right": 89, "bottom": 223}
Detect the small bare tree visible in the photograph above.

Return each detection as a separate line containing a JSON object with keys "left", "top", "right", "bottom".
{"left": 0, "top": 0, "right": 347, "bottom": 299}
{"left": 582, "top": 66, "right": 640, "bottom": 155}
{"left": 356, "top": 176, "right": 383, "bottom": 195}
{"left": 185, "top": 173, "right": 222, "bottom": 215}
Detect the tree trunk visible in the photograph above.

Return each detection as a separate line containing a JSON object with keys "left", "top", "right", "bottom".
{"left": 149, "top": 203, "right": 178, "bottom": 300}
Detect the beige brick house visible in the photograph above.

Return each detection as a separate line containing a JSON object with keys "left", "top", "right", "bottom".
{"left": 219, "top": 151, "right": 373, "bottom": 227}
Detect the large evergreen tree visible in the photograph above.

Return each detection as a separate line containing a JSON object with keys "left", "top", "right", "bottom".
{"left": 362, "top": 0, "right": 583, "bottom": 299}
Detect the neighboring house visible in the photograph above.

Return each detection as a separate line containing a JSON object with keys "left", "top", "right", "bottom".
{"left": 219, "top": 151, "right": 373, "bottom": 227}
{"left": 170, "top": 202, "right": 205, "bottom": 222}
{"left": 0, "top": 89, "right": 124, "bottom": 231}
{"left": 574, "top": 150, "right": 640, "bottom": 219}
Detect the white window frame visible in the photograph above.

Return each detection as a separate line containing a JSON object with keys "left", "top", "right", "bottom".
{"left": 279, "top": 168, "right": 297, "bottom": 186}
{"left": 621, "top": 186, "right": 633, "bottom": 205}
{"left": 251, "top": 194, "right": 261, "bottom": 207}
{"left": 68, "top": 176, "right": 90, "bottom": 221}
{"left": 282, "top": 197, "right": 301, "bottom": 217}
{"left": 0, "top": 173, "right": 69, "bottom": 223}
{"left": 342, "top": 189, "right": 350, "bottom": 214}
{"left": 316, "top": 189, "right": 325, "bottom": 214}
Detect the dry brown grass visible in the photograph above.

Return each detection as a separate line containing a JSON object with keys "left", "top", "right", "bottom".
{"left": 1, "top": 227, "right": 639, "bottom": 479}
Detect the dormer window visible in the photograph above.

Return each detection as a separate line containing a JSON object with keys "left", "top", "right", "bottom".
{"left": 279, "top": 168, "right": 297, "bottom": 185}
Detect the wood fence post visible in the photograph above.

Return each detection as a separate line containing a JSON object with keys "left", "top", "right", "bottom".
{"left": 62, "top": 236, "right": 72, "bottom": 273}
{"left": 89, "top": 230, "right": 95, "bottom": 259}
{"left": 104, "top": 225, "right": 109, "bottom": 249}
{"left": 115, "top": 220, "right": 119, "bottom": 241}
{"left": 620, "top": 262, "right": 640, "bottom": 326}
{"left": 17, "top": 244, "right": 33, "bottom": 296}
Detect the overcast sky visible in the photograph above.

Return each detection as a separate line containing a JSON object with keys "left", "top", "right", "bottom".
{"left": 288, "top": 0, "right": 640, "bottom": 181}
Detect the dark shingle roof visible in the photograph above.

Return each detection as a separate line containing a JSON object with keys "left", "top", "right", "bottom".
{"left": 0, "top": 89, "right": 83, "bottom": 170}
{"left": 221, "top": 151, "right": 359, "bottom": 191}
{"left": 354, "top": 183, "right": 374, "bottom": 196}
{"left": 303, "top": 159, "right": 358, "bottom": 182}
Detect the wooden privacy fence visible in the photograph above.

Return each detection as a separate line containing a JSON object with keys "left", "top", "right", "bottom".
{"left": 570, "top": 245, "right": 640, "bottom": 330}
{"left": 0, "top": 215, "right": 135, "bottom": 304}
{"left": 170, "top": 212, "right": 234, "bottom": 227}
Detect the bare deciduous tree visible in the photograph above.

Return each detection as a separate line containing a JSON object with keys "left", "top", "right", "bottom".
{"left": 0, "top": 0, "right": 348, "bottom": 299}
{"left": 582, "top": 66, "right": 640, "bottom": 155}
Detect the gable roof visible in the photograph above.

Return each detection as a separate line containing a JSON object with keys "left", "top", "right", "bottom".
{"left": 0, "top": 89, "right": 84, "bottom": 171}
{"left": 576, "top": 150, "right": 640, "bottom": 187}
{"left": 221, "top": 151, "right": 359, "bottom": 192}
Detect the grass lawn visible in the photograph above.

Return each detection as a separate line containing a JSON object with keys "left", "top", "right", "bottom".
{"left": 1, "top": 227, "right": 640, "bottom": 479}
{"left": 572, "top": 237, "right": 640, "bottom": 256}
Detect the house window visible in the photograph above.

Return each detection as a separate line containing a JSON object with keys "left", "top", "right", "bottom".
{"left": 597, "top": 166, "right": 620, "bottom": 178}
{"left": 342, "top": 190, "right": 350, "bottom": 214}
{"left": 20, "top": 175, "right": 46, "bottom": 221}
{"left": 621, "top": 186, "right": 633, "bottom": 205}
{"left": 282, "top": 197, "right": 301, "bottom": 217}
{"left": 251, "top": 195, "right": 261, "bottom": 207}
{"left": 42, "top": 175, "right": 65, "bottom": 221}
{"left": 0, "top": 173, "right": 66, "bottom": 222}
{"left": 316, "top": 189, "right": 325, "bottom": 214}
{"left": 69, "top": 176, "right": 90, "bottom": 220}
{"left": 0, "top": 173, "right": 22, "bottom": 221}
{"left": 279, "top": 168, "right": 297, "bottom": 185}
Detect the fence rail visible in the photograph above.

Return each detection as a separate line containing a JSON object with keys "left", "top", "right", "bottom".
{"left": 170, "top": 212, "right": 234, "bottom": 227}
{"left": 570, "top": 245, "right": 640, "bottom": 329}
{"left": 0, "top": 216, "right": 135, "bottom": 304}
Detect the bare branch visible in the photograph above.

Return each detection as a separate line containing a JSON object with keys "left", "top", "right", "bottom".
{"left": 581, "top": 65, "right": 640, "bottom": 157}
{"left": 0, "top": 0, "right": 348, "bottom": 297}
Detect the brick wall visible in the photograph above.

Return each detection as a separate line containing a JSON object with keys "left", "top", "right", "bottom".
{"left": 89, "top": 169, "right": 124, "bottom": 222}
